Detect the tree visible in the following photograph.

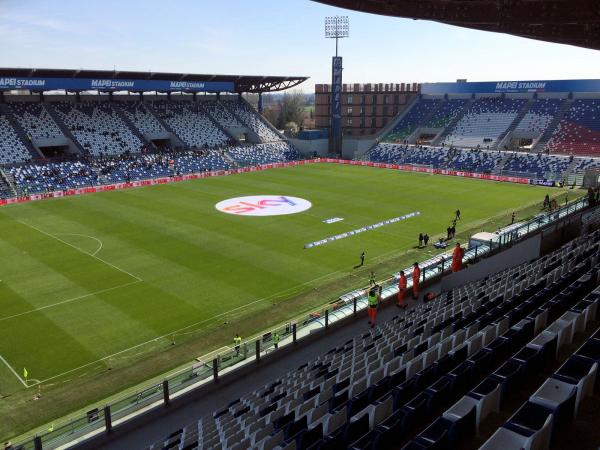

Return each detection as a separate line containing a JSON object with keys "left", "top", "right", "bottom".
{"left": 280, "top": 91, "right": 306, "bottom": 130}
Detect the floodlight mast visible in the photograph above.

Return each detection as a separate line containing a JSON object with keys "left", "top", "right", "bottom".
{"left": 325, "top": 16, "right": 349, "bottom": 157}
{"left": 325, "top": 16, "right": 349, "bottom": 57}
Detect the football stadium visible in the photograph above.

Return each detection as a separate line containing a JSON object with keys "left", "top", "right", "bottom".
{"left": 1, "top": 1, "right": 600, "bottom": 449}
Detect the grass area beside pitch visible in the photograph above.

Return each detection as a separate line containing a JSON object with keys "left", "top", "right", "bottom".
{"left": 0, "top": 163, "right": 578, "bottom": 441}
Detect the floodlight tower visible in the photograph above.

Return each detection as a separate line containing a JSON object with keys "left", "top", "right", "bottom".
{"left": 325, "top": 16, "right": 349, "bottom": 157}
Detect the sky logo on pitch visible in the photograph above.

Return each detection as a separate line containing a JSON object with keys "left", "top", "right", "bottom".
{"left": 215, "top": 195, "right": 312, "bottom": 216}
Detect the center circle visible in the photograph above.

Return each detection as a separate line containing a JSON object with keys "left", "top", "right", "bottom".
{"left": 215, "top": 195, "right": 312, "bottom": 216}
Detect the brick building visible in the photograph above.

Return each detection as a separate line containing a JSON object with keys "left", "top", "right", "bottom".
{"left": 315, "top": 82, "right": 420, "bottom": 136}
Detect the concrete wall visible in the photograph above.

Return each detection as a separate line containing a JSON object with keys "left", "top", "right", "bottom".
{"left": 289, "top": 138, "right": 329, "bottom": 156}
{"left": 341, "top": 137, "right": 377, "bottom": 159}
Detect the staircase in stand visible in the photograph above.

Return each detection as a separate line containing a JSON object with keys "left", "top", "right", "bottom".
{"left": 0, "top": 167, "right": 17, "bottom": 198}
{"left": 43, "top": 103, "right": 88, "bottom": 155}
{"left": 491, "top": 151, "right": 512, "bottom": 174}
{"left": 492, "top": 99, "right": 534, "bottom": 150}
{"left": 144, "top": 103, "right": 187, "bottom": 148}
{"left": 112, "top": 103, "right": 155, "bottom": 150}
{"left": 532, "top": 98, "right": 573, "bottom": 153}
{"left": 0, "top": 103, "right": 43, "bottom": 160}
{"left": 199, "top": 102, "right": 238, "bottom": 143}
{"left": 431, "top": 98, "right": 473, "bottom": 146}
{"left": 221, "top": 149, "right": 240, "bottom": 168}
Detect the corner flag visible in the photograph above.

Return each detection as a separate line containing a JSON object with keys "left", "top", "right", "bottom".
{"left": 23, "top": 368, "right": 28, "bottom": 380}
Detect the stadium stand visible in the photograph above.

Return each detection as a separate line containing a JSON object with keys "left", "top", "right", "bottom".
{"left": 513, "top": 98, "right": 564, "bottom": 138}
{"left": 117, "top": 101, "right": 169, "bottom": 137}
{"left": 145, "top": 230, "right": 599, "bottom": 450}
{"left": 547, "top": 99, "right": 600, "bottom": 156}
{"left": 50, "top": 101, "right": 143, "bottom": 156}
{"left": 151, "top": 101, "right": 230, "bottom": 148}
{"left": 384, "top": 99, "right": 442, "bottom": 142}
{"left": 227, "top": 142, "right": 300, "bottom": 166}
{"left": 203, "top": 100, "right": 244, "bottom": 129}
{"left": 446, "top": 149, "right": 503, "bottom": 173}
{"left": 502, "top": 152, "right": 572, "bottom": 178}
{"left": 443, "top": 98, "right": 528, "bottom": 149}
{"left": 366, "top": 144, "right": 449, "bottom": 167}
{"left": 8, "top": 102, "right": 65, "bottom": 140}
{"left": 0, "top": 113, "right": 33, "bottom": 164}
{"left": 224, "top": 100, "right": 283, "bottom": 142}
{"left": 423, "top": 99, "right": 469, "bottom": 129}
{"left": 5, "top": 141, "right": 301, "bottom": 196}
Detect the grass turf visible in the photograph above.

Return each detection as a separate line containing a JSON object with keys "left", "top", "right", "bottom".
{"left": 0, "top": 163, "right": 571, "bottom": 440}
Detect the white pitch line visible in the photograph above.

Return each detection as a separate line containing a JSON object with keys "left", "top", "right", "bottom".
{"left": 17, "top": 220, "right": 142, "bottom": 282}
{"left": 0, "top": 354, "right": 28, "bottom": 387}
{"left": 57, "top": 233, "right": 104, "bottom": 256}
{"left": 0, "top": 280, "right": 143, "bottom": 323}
{"left": 32, "top": 269, "right": 348, "bottom": 386}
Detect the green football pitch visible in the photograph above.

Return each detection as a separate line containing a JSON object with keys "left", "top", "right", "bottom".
{"left": 0, "top": 163, "right": 566, "bottom": 439}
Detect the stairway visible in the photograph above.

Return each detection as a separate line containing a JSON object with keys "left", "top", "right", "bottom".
{"left": 532, "top": 98, "right": 573, "bottom": 153}
{"left": 199, "top": 102, "right": 238, "bottom": 143}
{"left": 144, "top": 103, "right": 187, "bottom": 148}
{"left": 431, "top": 98, "right": 473, "bottom": 146}
{"left": 491, "top": 151, "right": 512, "bottom": 174}
{"left": 405, "top": 101, "right": 446, "bottom": 143}
{"left": 373, "top": 95, "right": 420, "bottom": 143}
{"left": 0, "top": 167, "right": 17, "bottom": 198}
{"left": 0, "top": 103, "right": 43, "bottom": 160}
{"left": 221, "top": 149, "right": 240, "bottom": 168}
{"left": 240, "top": 97, "right": 286, "bottom": 141}
{"left": 112, "top": 103, "right": 154, "bottom": 149}
{"left": 43, "top": 103, "right": 88, "bottom": 155}
{"left": 492, "top": 99, "right": 534, "bottom": 150}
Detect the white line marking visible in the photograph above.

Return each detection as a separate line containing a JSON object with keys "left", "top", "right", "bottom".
{"left": 30, "top": 269, "right": 348, "bottom": 386}
{"left": 0, "top": 280, "right": 143, "bottom": 323}
{"left": 17, "top": 220, "right": 142, "bottom": 282}
{"left": 56, "top": 233, "right": 104, "bottom": 256}
{"left": 0, "top": 354, "right": 28, "bottom": 387}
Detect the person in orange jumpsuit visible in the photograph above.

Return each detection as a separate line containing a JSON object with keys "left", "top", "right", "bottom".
{"left": 397, "top": 270, "right": 408, "bottom": 308}
{"left": 412, "top": 263, "right": 421, "bottom": 299}
{"left": 452, "top": 243, "right": 464, "bottom": 273}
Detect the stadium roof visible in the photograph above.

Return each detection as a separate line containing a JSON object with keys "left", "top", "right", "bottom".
{"left": 0, "top": 68, "right": 308, "bottom": 93}
{"left": 314, "top": 0, "right": 600, "bottom": 51}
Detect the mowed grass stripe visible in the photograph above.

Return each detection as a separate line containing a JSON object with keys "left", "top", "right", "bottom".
{"left": 0, "top": 164, "right": 553, "bottom": 389}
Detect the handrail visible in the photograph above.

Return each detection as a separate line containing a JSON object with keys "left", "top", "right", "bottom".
{"left": 13, "top": 195, "right": 590, "bottom": 450}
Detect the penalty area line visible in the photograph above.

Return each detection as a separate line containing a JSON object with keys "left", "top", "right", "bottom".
{"left": 16, "top": 220, "right": 142, "bottom": 282}
{"left": 32, "top": 269, "right": 348, "bottom": 386}
{"left": 0, "top": 280, "right": 143, "bottom": 323}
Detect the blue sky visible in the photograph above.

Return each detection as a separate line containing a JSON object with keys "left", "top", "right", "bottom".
{"left": 2, "top": 0, "right": 600, "bottom": 91}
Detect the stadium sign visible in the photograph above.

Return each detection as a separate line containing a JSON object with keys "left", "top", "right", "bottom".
{"left": 0, "top": 77, "right": 235, "bottom": 92}
{"left": 421, "top": 79, "right": 600, "bottom": 95}
{"left": 215, "top": 195, "right": 312, "bottom": 216}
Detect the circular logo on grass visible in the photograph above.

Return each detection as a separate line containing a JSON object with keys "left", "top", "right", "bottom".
{"left": 216, "top": 195, "right": 312, "bottom": 216}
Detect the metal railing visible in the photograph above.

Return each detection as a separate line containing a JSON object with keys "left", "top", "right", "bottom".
{"left": 14, "top": 195, "right": 589, "bottom": 450}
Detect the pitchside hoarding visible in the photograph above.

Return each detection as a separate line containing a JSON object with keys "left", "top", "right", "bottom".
{"left": 0, "top": 77, "right": 235, "bottom": 92}
{"left": 421, "top": 79, "right": 600, "bottom": 95}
